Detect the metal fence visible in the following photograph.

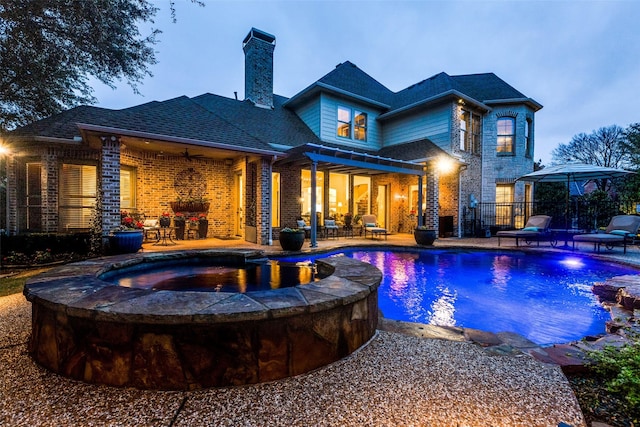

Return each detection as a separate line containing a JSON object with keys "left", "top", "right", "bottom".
{"left": 462, "top": 200, "right": 640, "bottom": 237}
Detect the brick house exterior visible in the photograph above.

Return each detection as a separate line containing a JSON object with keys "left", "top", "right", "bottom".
{"left": 5, "top": 27, "right": 541, "bottom": 249}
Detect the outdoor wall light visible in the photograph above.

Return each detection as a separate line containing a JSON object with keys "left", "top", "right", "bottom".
{"left": 436, "top": 156, "right": 455, "bottom": 174}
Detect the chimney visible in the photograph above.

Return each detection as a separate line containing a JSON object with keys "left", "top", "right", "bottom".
{"left": 243, "top": 28, "right": 276, "bottom": 108}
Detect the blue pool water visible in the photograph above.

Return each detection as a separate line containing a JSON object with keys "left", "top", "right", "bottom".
{"left": 276, "top": 248, "right": 638, "bottom": 345}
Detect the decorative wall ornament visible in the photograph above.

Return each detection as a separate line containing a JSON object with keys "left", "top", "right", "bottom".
{"left": 173, "top": 167, "right": 207, "bottom": 199}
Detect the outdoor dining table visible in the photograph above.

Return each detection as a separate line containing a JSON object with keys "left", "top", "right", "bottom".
{"left": 154, "top": 227, "right": 178, "bottom": 246}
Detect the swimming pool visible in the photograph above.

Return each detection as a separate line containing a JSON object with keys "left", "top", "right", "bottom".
{"left": 276, "top": 248, "right": 638, "bottom": 345}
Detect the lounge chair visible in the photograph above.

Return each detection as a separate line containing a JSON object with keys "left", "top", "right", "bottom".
{"left": 496, "top": 215, "right": 554, "bottom": 247}
{"left": 572, "top": 215, "right": 640, "bottom": 253}
{"left": 362, "top": 214, "right": 388, "bottom": 239}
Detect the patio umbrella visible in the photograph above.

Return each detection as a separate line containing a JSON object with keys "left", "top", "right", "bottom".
{"left": 517, "top": 163, "right": 635, "bottom": 232}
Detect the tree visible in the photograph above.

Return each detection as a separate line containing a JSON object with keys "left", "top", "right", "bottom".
{"left": 617, "top": 122, "right": 640, "bottom": 201}
{"left": 0, "top": 1, "right": 199, "bottom": 131}
{"left": 552, "top": 125, "right": 629, "bottom": 168}
{"left": 622, "top": 123, "right": 640, "bottom": 166}
{"left": 551, "top": 125, "right": 630, "bottom": 192}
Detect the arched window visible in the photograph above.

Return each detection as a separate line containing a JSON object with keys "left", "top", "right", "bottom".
{"left": 497, "top": 117, "right": 515, "bottom": 154}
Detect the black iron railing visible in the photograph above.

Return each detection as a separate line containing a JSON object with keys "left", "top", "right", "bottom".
{"left": 463, "top": 200, "right": 640, "bottom": 237}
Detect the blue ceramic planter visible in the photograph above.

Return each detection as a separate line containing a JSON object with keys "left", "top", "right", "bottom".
{"left": 111, "top": 230, "right": 144, "bottom": 254}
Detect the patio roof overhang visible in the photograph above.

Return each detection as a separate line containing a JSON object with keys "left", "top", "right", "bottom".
{"left": 275, "top": 143, "right": 425, "bottom": 176}
{"left": 76, "top": 123, "right": 283, "bottom": 161}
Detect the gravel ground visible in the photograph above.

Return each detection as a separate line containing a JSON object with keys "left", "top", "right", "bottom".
{"left": 1, "top": 293, "right": 586, "bottom": 427}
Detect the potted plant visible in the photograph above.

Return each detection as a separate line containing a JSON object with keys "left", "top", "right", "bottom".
{"left": 278, "top": 227, "right": 305, "bottom": 251}
{"left": 170, "top": 196, "right": 210, "bottom": 214}
{"left": 197, "top": 213, "right": 208, "bottom": 238}
{"left": 414, "top": 225, "right": 437, "bottom": 246}
{"left": 111, "top": 211, "right": 144, "bottom": 253}
{"left": 173, "top": 212, "right": 186, "bottom": 240}
{"left": 159, "top": 212, "right": 171, "bottom": 228}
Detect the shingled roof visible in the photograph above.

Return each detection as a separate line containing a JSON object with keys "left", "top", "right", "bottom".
{"left": 192, "top": 94, "right": 320, "bottom": 149}
{"left": 10, "top": 93, "right": 318, "bottom": 153}
{"left": 9, "top": 59, "right": 539, "bottom": 156}
{"left": 291, "top": 62, "right": 540, "bottom": 114}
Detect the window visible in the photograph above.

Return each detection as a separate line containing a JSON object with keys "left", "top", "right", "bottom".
{"left": 329, "top": 172, "right": 349, "bottom": 220}
{"left": 460, "top": 111, "right": 481, "bottom": 153}
{"left": 301, "top": 170, "right": 324, "bottom": 223}
{"left": 497, "top": 117, "right": 515, "bottom": 154}
{"left": 337, "top": 106, "right": 367, "bottom": 141}
{"left": 354, "top": 111, "right": 367, "bottom": 141}
{"left": 460, "top": 111, "right": 468, "bottom": 150}
{"left": 495, "top": 184, "right": 513, "bottom": 226}
{"left": 471, "top": 113, "right": 481, "bottom": 154}
{"left": 352, "top": 175, "right": 370, "bottom": 216}
{"left": 120, "top": 166, "right": 136, "bottom": 209}
{"left": 26, "top": 163, "right": 42, "bottom": 231}
{"left": 337, "top": 107, "right": 351, "bottom": 138}
{"left": 59, "top": 164, "right": 96, "bottom": 231}
{"left": 525, "top": 119, "right": 532, "bottom": 158}
{"left": 271, "top": 172, "right": 280, "bottom": 228}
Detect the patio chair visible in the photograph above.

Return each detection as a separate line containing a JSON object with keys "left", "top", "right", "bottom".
{"left": 572, "top": 215, "right": 640, "bottom": 253}
{"left": 362, "top": 214, "right": 388, "bottom": 240}
{"left": 143, "top": 219, "right": 160, "bottom": 242}
{"left": 296, "top": 218, "right": 312, "bottom": 238}
{"left": 324, "top": 219, "right": 339, "bottom": 239}
{"left": 496, "top": 215, "right": 554, "bottom": 247}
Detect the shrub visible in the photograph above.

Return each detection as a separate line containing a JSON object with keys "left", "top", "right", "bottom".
{"left": 589, "top": 340, "right": 640, "bottom": 408}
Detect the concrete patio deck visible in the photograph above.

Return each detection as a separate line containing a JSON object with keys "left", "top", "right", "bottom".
{"left": 3, "top": 233, "right": 639, "bottom": 426}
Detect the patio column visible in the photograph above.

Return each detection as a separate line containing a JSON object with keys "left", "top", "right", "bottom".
{"left": 310, "top": 160, "right": 318, "bottom": 247}
{"left": 100, "top": 136, "right": 121, "bottom": 250}
{"left": 417, "top": 172, "right": 424, "bottom": 227}
{"left": 41, "top": 153, "right": 58, "bottom": 233}
{"left": 424, "top": 168, "right": 439, "bottom": 230}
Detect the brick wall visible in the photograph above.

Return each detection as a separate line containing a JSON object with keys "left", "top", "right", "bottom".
{"left": 273, "top": 164, "right": 302, "bottom": 240}
{"left": 120, "top": 148, "right": 237, "bottom": 239}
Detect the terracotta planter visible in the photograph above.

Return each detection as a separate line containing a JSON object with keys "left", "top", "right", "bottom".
{"left": 414, "top": 228, "right": 436, "bottom": 246}
{"left": 110, "top": 230, "right": 144, "bottom": 254}
{"left": 279, "top": 231, "right": 305, "bottom": 251}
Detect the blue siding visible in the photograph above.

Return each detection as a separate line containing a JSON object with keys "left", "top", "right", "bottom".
{"left": 294, "top": 99, "right": 321, "bottom": 137}
{"left": 319, "top": 94, "right": 383, "bottom": 150}
{"left": 382, "top": 105, "right": 451, "bottom": 150}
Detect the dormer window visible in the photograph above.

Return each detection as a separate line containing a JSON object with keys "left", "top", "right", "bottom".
{"left": 354, "top": 111, "right": 367, "bottom": 141}
{"left": 337, "top": 106, "right": 367, "bottom": 141}
{"left": 337, "top": 107, "right": 351, "bottom": 138}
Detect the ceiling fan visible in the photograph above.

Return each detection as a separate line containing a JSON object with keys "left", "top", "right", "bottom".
{"left": 181, "top": 148, "right": 204, "bottom": 161}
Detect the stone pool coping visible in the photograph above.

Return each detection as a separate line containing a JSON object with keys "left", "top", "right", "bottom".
{"left": 23, "top": 249, "right": 381, "bottom": 325}
{"left": 23, "top": 249, "right": 383, "bottom": 389}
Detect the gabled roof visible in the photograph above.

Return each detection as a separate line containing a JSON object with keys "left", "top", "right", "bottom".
{"left": 9, "top": 57, "right": 540, "bottom": 160}
{"left": 10, "top": 93, "right": 319, "bottom": 154}
{"left": 316, "top": 61, "right": 395, "bottom": 105}
{"left": 286, "top": 62, "right": 542, "bottom": 116}
{"left": 284, "top": 61, "right": 394, "bottom": 110}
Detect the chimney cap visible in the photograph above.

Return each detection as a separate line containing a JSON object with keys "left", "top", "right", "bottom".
{"left": 243, "top": 27, "right": 276, "bottom": 47}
